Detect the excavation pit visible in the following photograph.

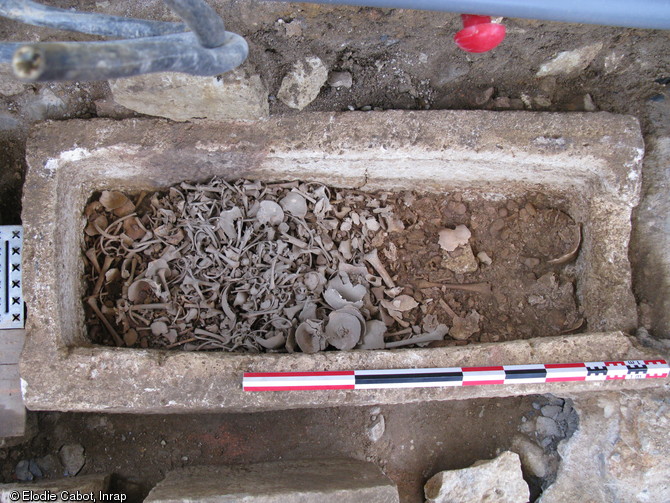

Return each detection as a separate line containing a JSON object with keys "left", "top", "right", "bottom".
{"left": 21, "top": 111, "right": 662, "bottom": 413}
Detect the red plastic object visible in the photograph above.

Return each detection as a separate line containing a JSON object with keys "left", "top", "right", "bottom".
{"left": 454, "top": 14, "right": 506, "bottom": 53}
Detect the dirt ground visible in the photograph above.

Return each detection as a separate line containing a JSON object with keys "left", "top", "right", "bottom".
{"left": 0, "top": 1, "right": 669, "bottom": 501}
{"left": 1, "top": 396, "right": 564, "bottom": 502}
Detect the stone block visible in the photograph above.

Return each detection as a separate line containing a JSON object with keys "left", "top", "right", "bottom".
{"left": 19, "top": 111, "right": 660, "bottom": 414}
{"left": 109, "top": 66, "right": 269, "bottom": 122}
{"left": 144, "top": 458, "right": 398, "bottom": 503}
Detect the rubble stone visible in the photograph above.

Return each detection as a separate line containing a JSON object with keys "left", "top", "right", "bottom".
{"left": 540, "top": 390, "right": 670, "bottom": 503}
{"left": 110, "top": 67, "right": 269, "bottom": 122}
{"left": 277, "top": 57, "right": 328, "bottom": 110}
{"left": 424, "top": 451, "right": 529, "bottom": 503}
{"left": 536, "top": 43, "right": 603, "bottom": 77}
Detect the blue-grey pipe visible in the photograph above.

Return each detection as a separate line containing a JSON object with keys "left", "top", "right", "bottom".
{"left": 162, "top": 0, "right": 228, "bottom": 48}
{"left": 0, "top": 0, "right": 187, "bottom": 38}
{"left": 11, "top": 32, "right": 248, "bottom": 82}
{"left": 266, "top": 0, "right": 670, "bottom": 29}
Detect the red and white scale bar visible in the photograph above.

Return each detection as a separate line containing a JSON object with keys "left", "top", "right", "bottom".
{"left": 243, "top": 359, "right": 670, "bottom": 391}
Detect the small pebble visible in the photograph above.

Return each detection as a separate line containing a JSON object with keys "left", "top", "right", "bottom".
{"left": 28, "top": 459, "right": 43, "bottom": 478}
{"left": 493, "top": 96, "right": 511, "bottom": 108}
{"left": 477, "top": 251, "right": 493, "bottom": 266}
{"left": 490, "top": 219, "right": 505, "bottom": 233}
{"left": 367, "top": 414, "right": 385, "bottom": 442}
{"left": 328, "top": 71, "right": 353, "bottom": 89}
{"left": 584, "top": 94, "right": 597, "bottom": 112}
{"left": 523, "top": 257, "right": 541, "bottom": 268}
{"left": 59, "top": 443, "right": 86, "bottom": 477}
{"left": 541, "top": 405, "right": 562, "bottom": 420}
{"left": 454, "top": 202, "right": 467, "bottom": 214}
{"left": 15, "top": 460, "right": 33, "bottom": 481}
{"left": 535, "top": 416, "right": 561, "bottom": 437}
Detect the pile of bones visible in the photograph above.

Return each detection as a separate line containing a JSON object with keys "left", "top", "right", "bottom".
{"left": 83, "top": 178, "right": 474, "bottom": 353}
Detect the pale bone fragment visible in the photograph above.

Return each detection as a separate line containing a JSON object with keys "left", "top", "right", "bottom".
{"left": 358, "top": 320, "right": 387, "bottom": 350}
{"left": 105, "top": 268, "right": 120, "bottom": 284}
{"left": 438, "top": 225, "right": 471, "bottom": 252}
{"left": 380, "top": 294, "right": 419, "bottom": 312}
{"left": 85, "top": 248, "right": 101, "bottom": 274}
{"left": 365, "top": 217, "right": 381, "bottom": 232}
{"left": 85, "top": 214, "right": 108, "bottom": 237}
{"left": 127, "top": 279, "right": 161, "bottom": 304}
{"left": 386, "top": 328, "right": 413, "bottom": 337}
{"left": 164, "top": 329, "right": 178, "bottom": 344}
{"left": 450, "top": 310, "right": 482, "bottom": 341}
{"left": 257, "top": 200, "right": 285, "bottom": 225}
{"left": 129, "top": 303, "right": 171, "bottom": 310}
{"left": 384, "top": 286, "right": 403, "bottom": 298}
{"left": 384, "top": 307, "right": 410, "bottom": 328}
{"left": 364, "top": 248, "right": 395, "bottom": 288}
{"left": 150, "top": 321, "right": 169, "bottom": 336}
{"left": 338, "top": 239, "right": 353, "bottom": 260}
{"left": 366, "top": 275, "right": 383, "bottom": 287}
{"left": 299, "top": 301, "right": 317, "bottom": 321}
{"left": 338, "top": 262, "right": 369, "bottom": 278}
{"left": 93, "top": 255, "right": 114, "bottom": 297}
{"left": 340, "top": 218, "right": 352, "bottom": 232}
{"left": 145, "top": 259, "right": 171, "bottom": 295}
{"left": 233, "top": 291, "right": 248, "bottom": 306}
{"left": 220, "top": 287, "right": 237, "bottom": 322}
{"left": 283, "top": 304, "right": 303, "bottom": 319}
{"left": 99, "top": 190, "right": 135, "bottom": 217}
{"left": 333, "top": 206, "right": 351, "bottom": 219}
{"left": 415, "top": 280, "right": 492, "bottom": 295}
{"left": 303, "top": 271, "right": 325, "bottom": 292}
{"left": 219, "top": 206, "right": 242, "bottom": 240}
{"left": 123, "top": 216, "right": 146, "bottom": 241}
{"left": 439, "top": 298, "right": 458, "bottom": 319}
{"left": 548, "top": 224, "right": 581, "bottom": 265}
{"left": 254, "top": 334, "right": 286, "bottom": 349}
{"left": 384, "top": 216, "right": 405, "bottom": 232}
{"left": 194, "top": 328, "right": 232, "bottom": 345}
{"left": 328, "top": 273, "right": 367, "bottom": 302}
{"left": 295, "top": 320, "right": 327, "bottom": 353}
{"left": 385, "top": 324, "right": 449, "bottom": 348}
{"left": 87, "top": 296, "right": 124, "bottom": 346}
{"left": 280, "top": 192, "right": 308, "bottom": 217}
{"left": 325, "top": 309, "right": 363, "bottom": 350}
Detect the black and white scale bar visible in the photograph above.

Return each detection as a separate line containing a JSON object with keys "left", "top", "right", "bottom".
{"left": 243, "top": 360, "right": 670, "bottom": 391}
{"left": 0, "top": 226, "right": 23, "bottom": 330}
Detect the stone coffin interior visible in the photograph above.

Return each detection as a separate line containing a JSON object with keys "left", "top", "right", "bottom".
{"left": 21, "top": 111, "right": 656, "bottom": 412}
